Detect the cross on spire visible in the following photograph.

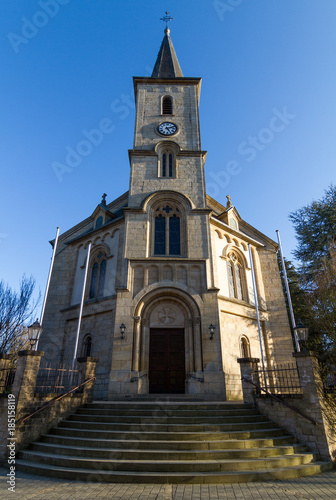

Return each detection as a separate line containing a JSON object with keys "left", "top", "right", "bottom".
{"left": 160, "top": 11, "right": 174, "bottom": 32}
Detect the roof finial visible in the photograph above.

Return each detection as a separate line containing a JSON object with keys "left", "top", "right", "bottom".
{"left": 160, "top": 11, "right": 174, "bottom": 35}
{"left": 101, "top": 193, "right": 107, "bottom": 206}
{"left": 226, "top": 195, "right": 232, "bottom": 208}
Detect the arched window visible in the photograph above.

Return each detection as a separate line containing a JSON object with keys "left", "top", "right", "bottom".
{"left": 156, "top": 142, "right": 178, "bottom": 179}
{"left": 162, "top": 95, "right": 173, "bottom": 115}
{"left": 227, "top": 251, "right": 245, "bottom": 301}
{"left": 82, "top": 335, "right": 92, "bottom": 357}
{"left": 95, "top": 216, "right": 103, "bottom": 229}
{"left": 160, "top": 148, "right": 175, "bottom": 178}
{"left": 154, "top": 205, "right": 181, "bottom": 256}
{"left": 89, "top": 251, "right": 107, "bottom": 299}
{"left": 240, "top": 336, "right": 251, "bottom": 358}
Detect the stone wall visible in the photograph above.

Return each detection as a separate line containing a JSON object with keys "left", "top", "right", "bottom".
{"left": 0, "top": 352, "right": 97, "bottom": 463}
{"left": 238, "top": 353, "right": 336, "bottom": 462}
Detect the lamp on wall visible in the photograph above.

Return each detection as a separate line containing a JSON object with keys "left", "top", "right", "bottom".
{"left": 294, "top": 321, "right": 309, "bottom": 351}
{"left": 209, "top": 324, "right": 215, "bottom": 340}
{"left": 27, "top": 319, "right": 43, "bottom": 351}
{"left": 120, "top": 323, "right": 126, "bottom": 340}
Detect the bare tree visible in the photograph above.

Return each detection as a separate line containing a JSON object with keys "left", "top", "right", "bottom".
{"left": 0, "top": 276, "right": 40, "bottom": 356}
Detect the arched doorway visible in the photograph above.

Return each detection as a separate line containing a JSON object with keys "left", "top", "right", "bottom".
{"left": 132, "top": 288, "right": 203, "bottom": 395}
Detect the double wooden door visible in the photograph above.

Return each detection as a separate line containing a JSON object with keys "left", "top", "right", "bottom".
{"left": 149, "top": 328, "right": 185, "bottom": 394}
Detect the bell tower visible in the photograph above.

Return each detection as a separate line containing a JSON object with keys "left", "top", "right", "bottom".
{"left": 128, "top": 16, "right": 207, "bottom": 209}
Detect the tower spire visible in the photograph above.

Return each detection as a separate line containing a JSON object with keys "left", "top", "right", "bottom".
{"left": 152, "top": 12, "right": 183, "bottom": 78}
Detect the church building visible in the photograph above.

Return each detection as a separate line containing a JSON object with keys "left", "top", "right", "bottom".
{"left": 39, "top": 23, "right": 294, "bottom": 401}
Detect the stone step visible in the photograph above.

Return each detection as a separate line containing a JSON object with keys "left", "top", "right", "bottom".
{"left": 19, "top": 450, "right": 316, "bottom": 472}
{"left": 41, "top": 433, "right": 297, "bottom": 450}
{"left": 58, "top": 419, "right": 275, "bottom": 433}
{"left": 50, "top": 426, "right": 287, "bottom": 441}
{"left": 29, "top": 441, "right": 308, "bottom": 460}
{"left": 15, "top": 459, "right": 332, "bottom": 483}
{"left": 85, "top": 402, "right": 251, "bottom": 411}
{"left": 67, "top": 413, "right": 266, "bottom": 424}
{"left": 76, "top": 408, "right": 259, "bottom": 417}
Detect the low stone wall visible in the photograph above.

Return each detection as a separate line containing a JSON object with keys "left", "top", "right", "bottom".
{"left": 0, "top": 351, "right": 98, "bottom": 464}
{"left": 238, "top": 353, "right": 336, "bottom": 463}
{"left": 256, "top": 395, "right": 335, "bottom": 461}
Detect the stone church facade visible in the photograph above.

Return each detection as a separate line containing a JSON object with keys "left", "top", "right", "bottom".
{"left": 39, "top": 27, "right": 294, "bottom": 401}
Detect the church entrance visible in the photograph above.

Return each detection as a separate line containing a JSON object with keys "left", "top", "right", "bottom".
{"left": 149, "top": 328, "right": 185, "bottom": 394}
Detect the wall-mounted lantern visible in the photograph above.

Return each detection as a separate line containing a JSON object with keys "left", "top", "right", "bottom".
{"left": 294, "top": 321, "right": 309, "bottom": 351}
{"left": 120, "top": 323, "right": 126, "bottom": 340}
{"left": 209, "top": 324, "right": 215, "bottom": 340}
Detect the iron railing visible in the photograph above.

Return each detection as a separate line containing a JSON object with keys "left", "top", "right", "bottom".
{"left": 35, "top": 362, "right": 82, "bottom": 394}
{"left": 253, "top": 362, "right": 302, "bottom": 395}
{"left": 242, "top": 376, "right": 318, "bottom": 426}
{"left": 18, "top": 376, "right": 96, "bottom": 425}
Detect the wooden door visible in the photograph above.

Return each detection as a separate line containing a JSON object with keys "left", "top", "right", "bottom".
{"left": 149, "top": 328, "right": 185, "bottom": 393}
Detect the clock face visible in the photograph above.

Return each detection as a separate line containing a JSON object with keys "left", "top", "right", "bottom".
{"left": 158, "top": 122, "right": 177, "bottom": 136}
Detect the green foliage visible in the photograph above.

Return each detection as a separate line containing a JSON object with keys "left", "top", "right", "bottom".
{"left": 289, "top": 185, "right": 336, "bottom": 282}
{"left": 288, "top": 186, "right": 336, "bottom": 377}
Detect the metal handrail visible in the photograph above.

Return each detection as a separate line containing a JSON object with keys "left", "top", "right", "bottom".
{"left": 242, "top": 376, "right": 319, "bottom": 426}
{"left": 17, "top": 376, "right": 96, "bottom": 425}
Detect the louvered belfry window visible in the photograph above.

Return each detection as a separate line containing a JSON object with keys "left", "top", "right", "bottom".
{"left": 162, "top": 96, "right": 173, "bottom": 114}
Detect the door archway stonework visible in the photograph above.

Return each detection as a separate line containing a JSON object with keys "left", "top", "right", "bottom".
{"left": 131, "top": 287, "right": 203, "bottom": 394}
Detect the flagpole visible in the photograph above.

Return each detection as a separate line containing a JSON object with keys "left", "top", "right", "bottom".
{"left": 248, "top": 244, "right": 268, "bottom": 391}
{"left": 71, "top": 243, "right": 92, "bottom": 375}
{"left": 276, "top": 230, "right": 300, "bottom": 352}
{"left": 35, "top": 227, "right": 60, "bottom": 350}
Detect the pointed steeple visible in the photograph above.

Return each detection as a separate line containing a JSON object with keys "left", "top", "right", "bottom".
{"left": 151, "top": 14, "right": 183, "bottom": 78}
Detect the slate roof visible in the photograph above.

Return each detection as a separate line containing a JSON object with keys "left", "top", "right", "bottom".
{"left": 151, "top": 29, "right": 183, "bottom": 78}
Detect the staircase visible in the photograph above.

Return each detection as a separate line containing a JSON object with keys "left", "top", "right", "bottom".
{"left": 16, "top": 400, "right": 331, "bottom": 483}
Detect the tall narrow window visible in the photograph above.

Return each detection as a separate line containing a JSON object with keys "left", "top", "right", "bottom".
{"left": 154, "top": 215, "right": 166, "bottom": 254}
{"left": 235, "top": 264, "right": 243, "bottom": 300}
{"left": 241, "top": 336, "right": 250, "bottom": 358}
{"left": 162, "top": 96, "right": 173, "bottom": 114}
{"left": 227, "top": 252, "right": 246, "bottom": 301}
{"left": 97, "top": 259, "right": 106, "bottom": 297}
{"left": 154, "top": 205, "right": 182, "bottom": 256}
{"left": 83, "top": 336, "right": 92, "bottom": 357}
{"left": 168, "top": 154, "right": 173, "bottom": 177}
{"left": 89, "top": 263, "right": 98, "bottom": 299}
{"left": 161, "top": 152, "right": 174, "bottom": 178}
{"left": 169, "top": 215, "right": 180, "bottom": 255}
{"left": 162, "top": 154, "right": 167, "bottom": 177}
{"left": 227, "top": 261, "right": 235, "bottom": 298}
{"left": 89, "top": 252, "right": 107, "bottom": 299}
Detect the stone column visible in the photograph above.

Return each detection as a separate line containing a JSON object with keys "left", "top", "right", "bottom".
{"left": 292, "top": 351, "right": 333, "bottom": 460}
{"left": 0, "top": 354, "right": 12, "bottom": 391}
{"left": 12, "top": 350, "right": 44, "bottom": 418}
{"left": 193, "top": 317, "right": 203, "bottom": 373}
{"left": 237, "top": 357, "right": 260, "bottom": 404}
{"left": 132, "top": 316, "right": 141, "bottom": 372}
{"left": 77, "top": 356, "right": 98, "bottom": 403}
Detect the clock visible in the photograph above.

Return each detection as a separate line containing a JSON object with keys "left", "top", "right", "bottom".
{"left": 157, "top": 122, "right": 178, "bottom": 136}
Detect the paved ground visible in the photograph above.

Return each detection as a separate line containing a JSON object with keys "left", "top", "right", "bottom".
{"left": 1, "top": 467, "right": 336, "bottom": 500}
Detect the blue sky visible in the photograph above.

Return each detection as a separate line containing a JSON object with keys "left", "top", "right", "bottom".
{"left": 1, "top": 0, "right": 336, "bottom": 306}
